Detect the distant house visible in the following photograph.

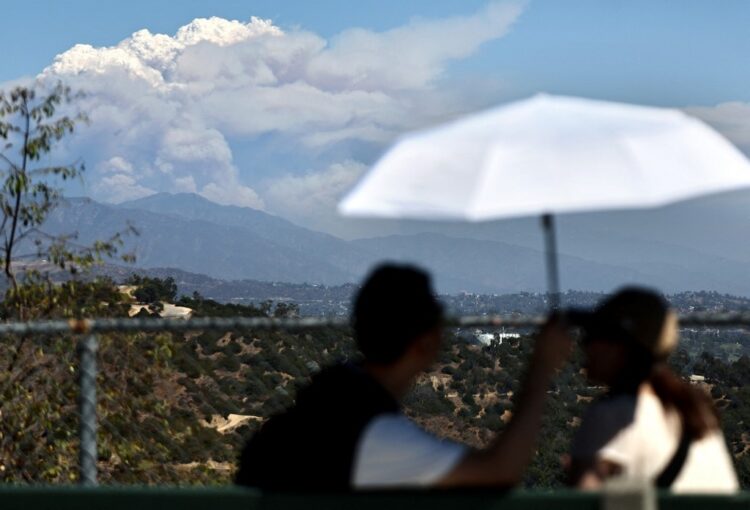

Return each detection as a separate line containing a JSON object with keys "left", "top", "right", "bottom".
{"left": 498, "top": 330, "right": 521, "bottom": 342}
{"left": 472, "top": 329, "right": 521, "bottom": 346}
{"left": 475, "top": 332, "right": 495, "bottom": 346}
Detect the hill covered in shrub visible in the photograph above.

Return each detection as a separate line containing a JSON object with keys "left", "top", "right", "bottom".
{"left": 0, "top": 276, "right": 747, "bottom": 488}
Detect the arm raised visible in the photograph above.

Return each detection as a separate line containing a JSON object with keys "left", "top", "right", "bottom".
{"left": 439, "top": 317, "right": 573, "bottom": 487}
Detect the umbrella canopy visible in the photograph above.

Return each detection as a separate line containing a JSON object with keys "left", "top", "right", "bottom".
{"left": 339, "top": 94, "right": 750, "bottom": 221}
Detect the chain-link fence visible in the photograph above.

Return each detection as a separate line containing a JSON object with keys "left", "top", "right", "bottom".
{"left": 0, "top": 312, "right": 749, "bottom": 486}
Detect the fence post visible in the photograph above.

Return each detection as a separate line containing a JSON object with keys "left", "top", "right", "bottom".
{"left": 77, "top": 334, "right": 98, "bottom": 486}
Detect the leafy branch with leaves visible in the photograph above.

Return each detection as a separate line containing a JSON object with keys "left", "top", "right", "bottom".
{"left": 0, "top": 81, "right": 143, "bottom": 481}
{"left": 0, "top": 81, "right": 136, "bottom": 317}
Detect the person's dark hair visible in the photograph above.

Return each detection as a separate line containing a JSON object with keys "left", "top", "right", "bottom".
{"left": 353, "top": 264, "right": 443, "bottom": 365}
{"left": 649, "top": 361, "right": 718, "bottom": 440}
{"left": 595, "top": 288, "right": 720, "bottom": 440}
{"left": 614, "top": 345, "right": 718, "bottom": 440}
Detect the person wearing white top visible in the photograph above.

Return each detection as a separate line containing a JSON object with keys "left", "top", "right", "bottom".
{"left": 567, "top": 288, "right": 739, "bottom": 493}
{"left": 236, "top": 264, "right": 573, "bottom": 490}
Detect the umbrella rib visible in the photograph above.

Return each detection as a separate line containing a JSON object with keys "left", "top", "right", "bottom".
{"left": 465, "top": 148, "right": 499, "bottom": 221}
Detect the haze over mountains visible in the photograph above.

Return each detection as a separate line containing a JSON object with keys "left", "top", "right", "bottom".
{"left": 40, "top": 191, "right": 750, "bottom": 295}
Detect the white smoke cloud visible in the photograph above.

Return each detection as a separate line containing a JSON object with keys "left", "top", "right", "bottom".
{"left": 30, "top": 2, "right": 524, "bottom": 216}
{"left": 264, "top": 160, "right": 367, "bottom": 232}
{"left": 306, "top": 1, "right": 524, "bottom": 92}
{"left": 94, "top": 173, "right": 156, "bottom": 203}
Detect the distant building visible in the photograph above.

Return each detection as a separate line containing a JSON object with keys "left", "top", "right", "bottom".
{"left": 475, "top": 332, "right": 495, "bottom": 346}
{"left": 498, "top": 330, "right": 521, "bottom": 342}
{"left": 471, "top": 328, "right": 520, "bottom": 346}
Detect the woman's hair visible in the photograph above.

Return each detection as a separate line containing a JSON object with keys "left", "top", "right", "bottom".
{"left": 649, "top": 361, "right": 719, "bottom": 440}
{"left": 625, "top": 345, "right": 719, "bottom": 440}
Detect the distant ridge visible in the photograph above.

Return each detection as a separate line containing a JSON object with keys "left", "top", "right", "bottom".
{"left": 85, "top": 264, "right": 750, "bottom": 318}
{"left": 42, "top": 196, "right": 357, "bottom": 284}
{"left": 32, "top": 192, "right": 750, "bottom": 295}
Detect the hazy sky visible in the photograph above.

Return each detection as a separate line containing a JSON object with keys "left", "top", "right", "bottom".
{"left": 1, "top": 1, "right": 749, "bottom": 235}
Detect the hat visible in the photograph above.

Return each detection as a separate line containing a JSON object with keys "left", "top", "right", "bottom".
{"left": 567, "top": 287, "right": 678, "bottom": 359}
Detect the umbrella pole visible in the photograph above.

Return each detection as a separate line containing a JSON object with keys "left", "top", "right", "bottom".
{"left": 541, "top": 213, "right": 561, "bottom": 310}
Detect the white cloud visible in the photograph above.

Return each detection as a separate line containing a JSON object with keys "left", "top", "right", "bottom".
{"left": 93, "top": 173, "right": 156, "bottom": 203}
{"left": 174, "top": 16, "right": 282, "bottom": 46}
{"left": 264, "top": 160, "right": 367, "bottom": 232}
{"left": 98, "top": 156, "right": 134, "bottom": 174}
{"left": 306, "top": 1, "right": 523, "bottom": 92}
{"left": 202, "top": 181, "right": 264, "bottom": 209}
{"left": 174, "top": 175, "right": 197, "bottom": 193}
{"left": 29, "top": 2, "right": 523, "bottom": 218}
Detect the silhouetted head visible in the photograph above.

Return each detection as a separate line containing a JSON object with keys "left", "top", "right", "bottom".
{"left": 573, "top": 287, "right": 720, "bottom": 438}
{"left": 353, "top": 264, "right": 444, "bottom": 367}
{"left": 572, "top": 287, "right": 678, "bottom": 387}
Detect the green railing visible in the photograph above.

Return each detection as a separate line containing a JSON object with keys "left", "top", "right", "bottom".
{"left": 0, "top": 487, "right": 747, "bottom": 510}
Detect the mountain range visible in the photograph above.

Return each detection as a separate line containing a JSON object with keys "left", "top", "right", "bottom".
{"left": 38, "top": 190, "right": 750, "bottom": 295}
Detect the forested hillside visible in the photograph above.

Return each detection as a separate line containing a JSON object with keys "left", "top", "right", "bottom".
{"left": 1, "top": 277, "right": 747, "bottom": 488}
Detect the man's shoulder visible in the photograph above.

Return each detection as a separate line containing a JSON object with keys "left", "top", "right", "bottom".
{"left": 360, "top": 413, "right": 466, "bottom": 460}
{"left": 236, "top": 365, "right": 401, "bottom": 489}
{"left": 246, "top": 364, "right": 399, "bottom": 448}
{"left": 585, "top": 393, "right": 638, "bottom": 424}
{"left": 353, "top": 413, "right": 468, "bottom": 488}
{"left": 298, "top": 363, "right": 399, "bottom": 413}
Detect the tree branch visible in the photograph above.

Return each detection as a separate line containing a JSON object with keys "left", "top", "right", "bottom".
{"left": 5, "top": 95, "right": 29, "bottom": 291}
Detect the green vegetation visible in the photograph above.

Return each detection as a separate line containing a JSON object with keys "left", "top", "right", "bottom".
{"left": 0, "top": 83, "right": 134, "bottom": 306}
{"left": 127, "top": 275, "right": 178, "bottom": 304}
{"left": 0, "top": 82, "right": 140, "bottom": 483}
{"left": 0, "top": 274, "right": 748, "bottom": 488}
{"left": 176, "top": 293, "right": 299, "bottom": 318}
{"left": 0, "top": 82, "right": 746, "bottom": 489}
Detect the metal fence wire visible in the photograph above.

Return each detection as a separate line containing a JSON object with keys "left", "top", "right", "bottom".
{"left": 0, "top": 312, "right": 749, "bottom": 486}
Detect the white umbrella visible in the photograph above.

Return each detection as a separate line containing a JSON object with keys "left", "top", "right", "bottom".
{"left": 339, "top": 94, "right": 750, "bottom": 308}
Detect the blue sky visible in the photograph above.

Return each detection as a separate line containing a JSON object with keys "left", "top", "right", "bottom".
{"left": 1, "top": 1, "right": 749, "bottom": 235}
{"left": 3, "top": 0, "right": 748, "bottom": 105}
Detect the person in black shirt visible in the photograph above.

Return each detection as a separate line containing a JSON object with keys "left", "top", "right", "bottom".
{"left": 236, "top": 263, "right": 571, "bottom": 490}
